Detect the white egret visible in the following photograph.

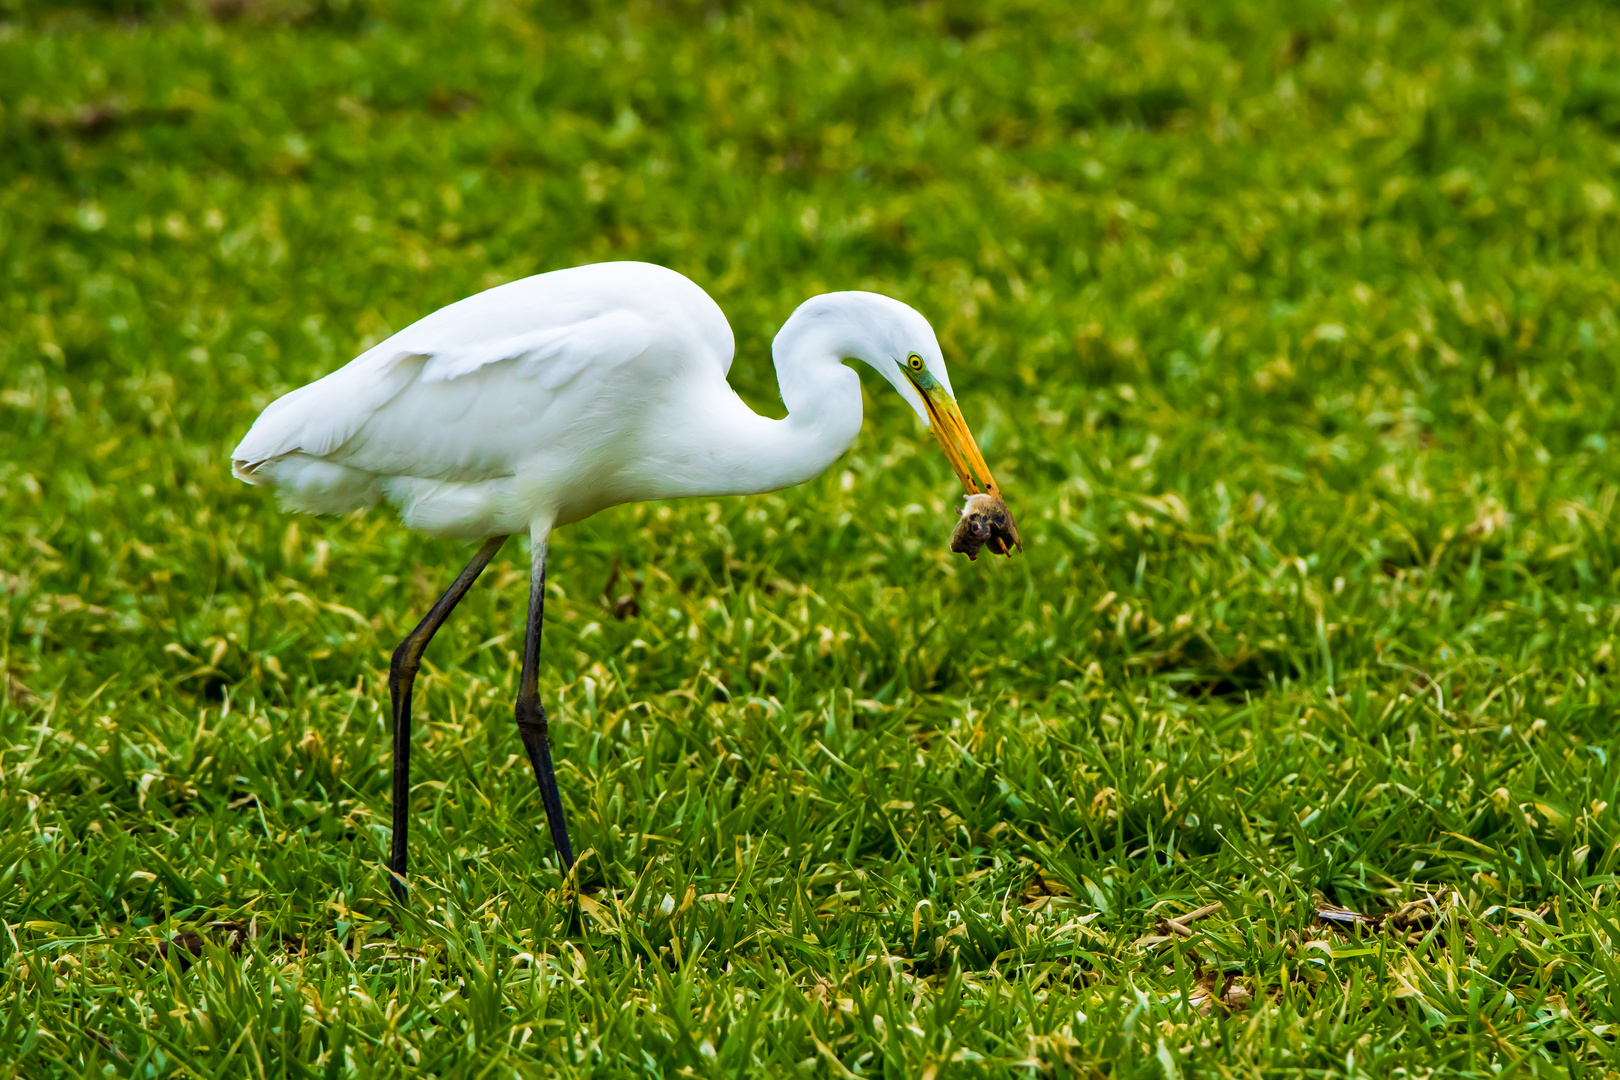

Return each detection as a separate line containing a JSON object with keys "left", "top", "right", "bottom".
{"left": 232, "top": 260, "right": 1018, "bottom": 895}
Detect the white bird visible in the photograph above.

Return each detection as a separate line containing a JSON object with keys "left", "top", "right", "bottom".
{"left": 232, "top": 260, "right": 1018, "bottom": 894}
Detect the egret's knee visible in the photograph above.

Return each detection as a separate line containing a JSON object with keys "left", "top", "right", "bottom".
{"left": 514, "top": 696, "right": 548, "bottom": 735}
{"left": 390, "top": 635, "right": 427, "bottom": 682}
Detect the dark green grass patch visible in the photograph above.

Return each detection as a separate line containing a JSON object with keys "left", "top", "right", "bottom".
{"left": 4, "top": 0, "right": 1620, "bottom": 1075}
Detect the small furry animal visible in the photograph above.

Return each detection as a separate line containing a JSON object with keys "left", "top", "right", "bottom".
{"left": 951, "top": 492, "right": 1021, "bottom": 560}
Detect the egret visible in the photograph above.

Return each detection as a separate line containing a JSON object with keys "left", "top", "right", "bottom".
{"left": 232, "top": 261, "right": 1018, "bottom": 896}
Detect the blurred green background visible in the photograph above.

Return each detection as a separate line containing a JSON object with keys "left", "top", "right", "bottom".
{"left": 4, "top": 0, "right": 1620, "bottom": 1075}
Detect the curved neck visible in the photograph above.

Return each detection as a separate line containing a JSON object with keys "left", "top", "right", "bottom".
{"left": 649, "top": 324, "right": 865, "bottom": 501}
{"left": 726, "top": 329, "right": 866, "bottom": 494}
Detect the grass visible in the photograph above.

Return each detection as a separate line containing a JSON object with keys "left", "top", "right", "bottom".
{"left": 4, "top": 0, "right": 1620, "bottom": 1074}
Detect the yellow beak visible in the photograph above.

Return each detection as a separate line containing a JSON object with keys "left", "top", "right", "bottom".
{"left": 919, "top": 389, "right": 998, "bottom": 496}
{"left": 906, "top": 372, "right": 1021, "bottom": 556}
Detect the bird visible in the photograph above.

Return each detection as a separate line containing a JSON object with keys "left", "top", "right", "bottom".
{"left": 231, "top": 260, "right": 1018, "bottom": 897}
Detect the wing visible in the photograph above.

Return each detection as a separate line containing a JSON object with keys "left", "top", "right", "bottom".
{"left": 233, "top": 306, "right": 652, "bottom": 484}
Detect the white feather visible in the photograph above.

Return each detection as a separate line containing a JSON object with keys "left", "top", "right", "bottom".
{"left": 232, "top": 260, "right": 953, "bottom": 539}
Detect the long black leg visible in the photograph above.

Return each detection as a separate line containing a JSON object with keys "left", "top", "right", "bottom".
{"left": 514, "top": 531, "right": 575, "bottom": 870}
{"left": 388, "top": 534, "right": 507, "bottom": 899}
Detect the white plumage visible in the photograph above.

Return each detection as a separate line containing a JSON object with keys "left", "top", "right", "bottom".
{"left": 233, "top": 261, "right": 1000, "bottom": 540}
{"left": 232, "top": 260, "right": 1012, "bottom": 886}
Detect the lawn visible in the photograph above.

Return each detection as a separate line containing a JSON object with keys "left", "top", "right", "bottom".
{"left": 4, "top": 0, "right": 1620, "bottom": 1074}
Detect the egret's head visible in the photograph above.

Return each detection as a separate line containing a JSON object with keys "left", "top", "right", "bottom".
{"left": 776, "top": 290, "right": 1018, "bottom": 555}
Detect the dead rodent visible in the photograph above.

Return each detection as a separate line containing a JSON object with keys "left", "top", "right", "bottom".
{"left": 951, "top": 492, "right": 1022, "bottom": 560}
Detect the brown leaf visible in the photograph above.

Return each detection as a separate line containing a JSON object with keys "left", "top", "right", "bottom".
{"left": 1387, "top": 889, "right": 1449, "bottom": 933}
{"left": 1188, "top": 972, "right": 1253, "bottom": 1016}
{"left": 1155, "top": 902, "right": 1222, "bottom": 939}
{"left": 135, "top": 923, "right": 254, "bottom": 971}
{"left": 5, "top": 670, "right": 40, "bottom": 712}
{"left": 1021, "top": 866, "right": 1073, "bottom": 905}
{"left": 600, "top": 555, "right": 642, "bottom": 619}
{"left": 1314, "top": 889, "right": 1455, "bottom": 939}
{"left": 1220, "top": 978, "right": 1255, "bottom": 1011}
{"left": 1314, "top": 904, "right": 1375, "bottom": 928}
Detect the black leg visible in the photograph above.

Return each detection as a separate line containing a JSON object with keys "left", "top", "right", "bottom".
{"left": 514, "top": 531, "right": 575, "bottom": 870}
{"left": 388, "top": 535, "right": 507, "bottom": 899}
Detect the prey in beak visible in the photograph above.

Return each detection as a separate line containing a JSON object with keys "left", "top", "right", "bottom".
{"left": 951, "top": 492, "right": 1016, "bottom": 561}
{"left": 900, "top": 358, "right": 1022, "bottom": 558}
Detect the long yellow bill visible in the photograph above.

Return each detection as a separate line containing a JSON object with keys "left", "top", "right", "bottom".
{"left": 906, "top": 370, "right": 1021, "bottom": 556}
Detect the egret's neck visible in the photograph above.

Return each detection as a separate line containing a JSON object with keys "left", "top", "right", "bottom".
{"left": 770, "top": 331, "right": 866, "bottom": 487}
{"left": 654, "top": 328, "right": 864, "bottom": 500}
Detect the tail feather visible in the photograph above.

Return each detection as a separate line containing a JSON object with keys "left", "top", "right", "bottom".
{"left": 239, "top": 453, "right": 384, "bottom": 516}
{"left": 232, "top": 458, "right": 272, "bottom": 485}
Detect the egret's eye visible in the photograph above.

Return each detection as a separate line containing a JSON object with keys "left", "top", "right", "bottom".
{"left": 907, "top": 354, "right": 925, "bottom": 372}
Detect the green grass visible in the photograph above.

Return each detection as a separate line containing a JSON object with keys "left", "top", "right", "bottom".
{"left": 5, "top": 0, "right": 1620, "bottom": 1074}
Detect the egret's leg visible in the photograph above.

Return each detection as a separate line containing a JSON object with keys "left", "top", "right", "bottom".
{"left": 514, "top": 530, "right": 575, "bottom": 871}
{"left": 388, "top": 535, "right": 507, "bottom": 899}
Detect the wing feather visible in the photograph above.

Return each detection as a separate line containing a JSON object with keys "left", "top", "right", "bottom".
{"left": 232, "top": 309, "right": 651, "bottom": 483}
{"left": 231, "top": 262, "right": 731, "bottom": 535}
{"left": 232, "top": 347, "right": 426, "bottom": 466}
{"left": 417, "top": 312, "right": 648, "bottom": 388}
